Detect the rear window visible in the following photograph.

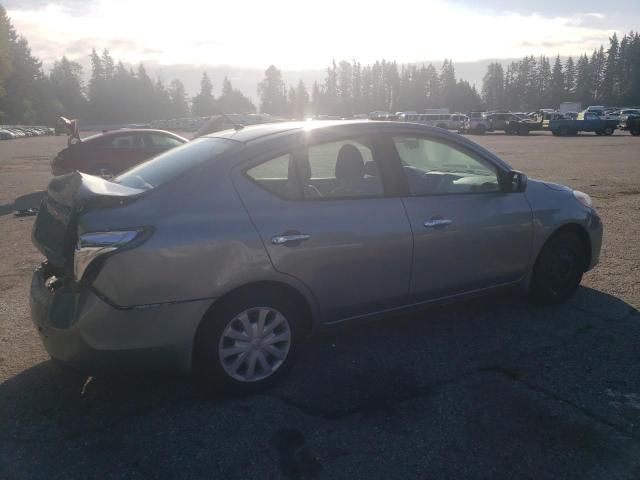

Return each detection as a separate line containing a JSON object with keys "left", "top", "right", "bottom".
{"left": 115, "top": 137, "right": 236, "bottom": 190}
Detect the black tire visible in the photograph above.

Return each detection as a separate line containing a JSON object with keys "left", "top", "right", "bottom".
{"left": 517, "top": 125, "right": 529, "bottom": 135}
{"left": 475, "top": 124, "right": 486, "bottom": 135}
{"left": 603, "top": 126, "right": 614, "bottom": 136}
{"left": 529, "top": 231, "right": 587, "bottom": 305}
{"left": 595, "top": 130, "right": 604, "bottom": 136}
{"left": 194, "top": 289, "right": 302, "bottom": 394}
{"left": 557, "top": 126, "right": 570, "bottom": 137}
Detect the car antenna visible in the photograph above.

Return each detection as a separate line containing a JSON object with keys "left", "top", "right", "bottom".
{"left": 213, "top": 109, "right": 244, "bottom": 131}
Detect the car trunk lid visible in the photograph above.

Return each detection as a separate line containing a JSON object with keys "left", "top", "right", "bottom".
{"left": 32, "top": 172, "right": 144, "bottom": 273}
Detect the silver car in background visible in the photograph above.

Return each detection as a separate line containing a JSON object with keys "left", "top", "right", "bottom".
{"left": 30, "top": 121, "right": 603, "bottom": 391}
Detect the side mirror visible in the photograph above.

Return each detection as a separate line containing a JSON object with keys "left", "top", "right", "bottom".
{"left": 503, "top": 170, "right": 527, "bottom": 193}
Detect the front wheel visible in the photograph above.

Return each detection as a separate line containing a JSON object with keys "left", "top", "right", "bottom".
{"left": 194, "top": 291, "right": 301, "bottom": 393}
{"left": 529, "top": 231, "right": 587, "bottom": 305}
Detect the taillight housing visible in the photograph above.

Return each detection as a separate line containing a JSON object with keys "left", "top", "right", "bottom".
{"left": 73, "top": 228, "right": 150, "bottom": 282}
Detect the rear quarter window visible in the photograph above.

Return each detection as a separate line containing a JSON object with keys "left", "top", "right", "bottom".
{"left": 115, "top": 137, "right": 237, "bottom": 190}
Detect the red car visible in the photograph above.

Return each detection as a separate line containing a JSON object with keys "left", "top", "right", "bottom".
{"left": 51, "top": 128, "right": 188, "bottom": 177}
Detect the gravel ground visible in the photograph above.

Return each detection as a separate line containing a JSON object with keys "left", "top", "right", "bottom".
{"left": 0, "top": 130, "right": 639, "bottom": 479}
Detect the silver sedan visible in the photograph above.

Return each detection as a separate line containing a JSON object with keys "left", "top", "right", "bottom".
{"left": 30, "top": 120, "right": 603, "bottom": 391}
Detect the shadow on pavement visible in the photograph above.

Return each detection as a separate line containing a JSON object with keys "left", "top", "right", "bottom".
{"left": 1, "top": 287, "right": 639, "bottom": 479}
{"left": 0, "top": 190, "right": 46, "bottom": 217}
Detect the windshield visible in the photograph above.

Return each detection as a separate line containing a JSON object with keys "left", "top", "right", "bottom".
{"left": 115, "top": 137, "right": 237, "bottom": 190}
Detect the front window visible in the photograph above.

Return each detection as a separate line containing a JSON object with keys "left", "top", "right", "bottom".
{"left": 393, "top": 136, "right": 501, "bottom": 195}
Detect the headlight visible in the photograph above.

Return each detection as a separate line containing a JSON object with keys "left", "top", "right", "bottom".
{"left": 573, "top": 190, "right": 593, "bottom": 208}
{"left": 74, "top": 229, "right": 148, "bottom": 281}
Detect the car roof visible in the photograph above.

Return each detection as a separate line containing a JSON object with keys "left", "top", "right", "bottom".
{"left": 206, "top": 120, "right": 513, "bottom": 172}
{"left": 83, "top": 129, "right": 187, "bottom": 143}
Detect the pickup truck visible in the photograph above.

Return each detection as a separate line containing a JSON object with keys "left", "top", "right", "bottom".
{"left": 546, "top": 111, "right": 618, "bottom": 136}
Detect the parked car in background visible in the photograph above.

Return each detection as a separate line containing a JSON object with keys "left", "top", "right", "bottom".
{"left": 51, "top": 129, "right": 188, "bottom": 177}
{"left": 619, "top": 114, "right": 640, "bottom": 136}
{"left": 30, "top": 120, "right": 602, "bottom": 391}
{"left": 397, "top": 113, "right": 467, "bottom": 130}
{"left": 0, "top": 128, "right": 16, "bottom": 140}
{"left": 461, "top": 112, "right": 491, "bottom": 134}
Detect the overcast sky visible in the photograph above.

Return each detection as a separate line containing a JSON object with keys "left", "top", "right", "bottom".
{"left": 5, "top": 0, "right": 638, "bottom": 70}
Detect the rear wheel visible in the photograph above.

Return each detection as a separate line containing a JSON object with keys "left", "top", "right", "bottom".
{"left": 194, "top": 290, "right": 301, "bottom": 393}
{"left": 475, "top": 124, "right": 486, "bottom": 135}
{"left": 603, "top": 126, "right": 614, "bottom": 136}
{"left": 529, "top": 231, "right": 587, "bottom": 305}
{"left": 557, "top": 126, "right": 570, "bottom": 136}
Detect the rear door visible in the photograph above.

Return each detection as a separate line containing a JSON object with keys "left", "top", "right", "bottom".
{"left": 389, "top": 134, "right": 533, "bottom": 301}
{"left": 233, "top": 130, "right": 413, "bottom": 324}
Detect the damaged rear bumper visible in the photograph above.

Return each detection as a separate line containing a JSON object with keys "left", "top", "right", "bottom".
{"left": 29, "top": 264, "right": 210, "bottom": 375}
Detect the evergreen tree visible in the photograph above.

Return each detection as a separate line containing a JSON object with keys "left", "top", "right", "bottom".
{"left": 153, "top": 79, "right": 172, "bottom": 120}
{"left": 602, "top": 33, "right": 619, "bottom": 104}
{"left": 49, "top": 56, "right": 86, "bottom": 118}
{"left": 564, "top": 56, "right": 576, "bottom": 100}
{"left": 217, "top": 76, "right": 255, "bottom": 114}
{"left": 192, "top": 72, "right": 216, "bottom": 116}
{"left": 337, "top": 60, "right": 353, "bottom": 116}
{"left": 291, "top": 80, "right": 309, "bottom": 119}
{"left": 575, "top": 54, "right": 592, "bottom": 104}
{"left": 481, "top": 62, "right": 505, "bottom": 110}
{"left": 258, "top": 65, "right": 287, "bottom": 116}
{"left": 323, "top": 60, "right": 338, "bottom": 114}
{"left": 0, "top": 14, "right": 47, "bottom": 124}
{"left": 440, "top": 59, "right": 457, "bottom": 108}
{"left": 0, "top": 6, "right": 13, "bottom": 100}
{"left": 549, "top": 55, "right": 566, "bottom": 107}
{"left": 168, "top": 79, "right": 190, "bottom": 117}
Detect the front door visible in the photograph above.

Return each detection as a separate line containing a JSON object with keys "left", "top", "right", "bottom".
{"left": 390, "top": 134, "right": 533, "bottom": 301}
{"left": 234, "top": 133, "right": 413, "bottom": 323}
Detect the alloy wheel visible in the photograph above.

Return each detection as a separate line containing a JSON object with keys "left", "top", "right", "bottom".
{"left": 218, "top": 307, "right": 291, "bottom": 382}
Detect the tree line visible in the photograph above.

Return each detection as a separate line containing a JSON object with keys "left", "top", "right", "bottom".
{"left": 0, "top": 6, "right": 255, "bottom": 125}
{"left": 481, "top": 32, "right": 640, "bottom": 112}
{"left": 2, "top": 5, "right": 640, "bottom": 125}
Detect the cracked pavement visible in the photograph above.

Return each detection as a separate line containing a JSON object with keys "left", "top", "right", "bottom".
{"left": 1, "top": 132, "right": 639, "bottom": 479}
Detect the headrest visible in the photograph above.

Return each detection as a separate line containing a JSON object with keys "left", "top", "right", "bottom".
{"left": 335, "top": 144, "right": 364, "bottom": 181}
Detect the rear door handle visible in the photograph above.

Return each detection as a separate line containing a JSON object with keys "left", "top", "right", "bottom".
{"left": 271, "top": 234, "right": 311, "bottom": 245}
{"left": 423, "top": 218, "right": 452, "bottom": 228}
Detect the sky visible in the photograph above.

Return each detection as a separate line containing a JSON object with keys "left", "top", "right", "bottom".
{"left": 5, "top": 0, "right": 639, "bottom": 71}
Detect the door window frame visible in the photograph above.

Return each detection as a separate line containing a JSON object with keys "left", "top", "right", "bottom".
{"left": 240, "top": 131, "right": 399, "bottom": 202}
{"left": 379, "top": 132, "right": 513, "bottom": 197}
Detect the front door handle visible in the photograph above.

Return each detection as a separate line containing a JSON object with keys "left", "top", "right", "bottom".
{"left": 271, "top": 234, "right": 311, "bottom": 245}
{"left": 423, "top": 218, "right": 452, "bottom": 228}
